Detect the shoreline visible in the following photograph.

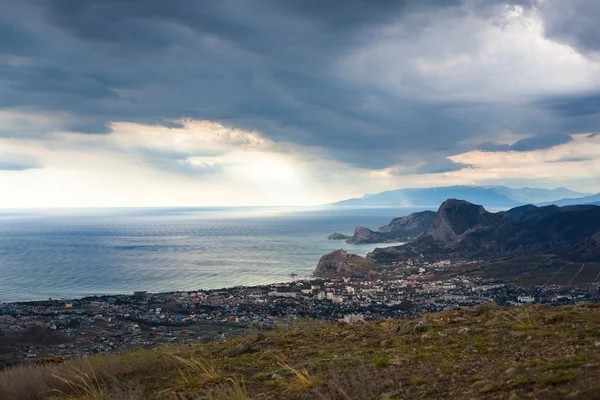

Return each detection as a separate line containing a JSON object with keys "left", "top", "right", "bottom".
{"left": 0, "top": 276, "right": 322, "bottom": 306}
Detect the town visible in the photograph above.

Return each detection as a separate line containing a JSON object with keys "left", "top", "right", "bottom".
{"left": 1, "top": 259, "right": 599, "bottom": 366}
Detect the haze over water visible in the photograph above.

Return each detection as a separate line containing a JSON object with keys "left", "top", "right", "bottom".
{"left": 0, "top": 207, "right": 419, "bottom": 302}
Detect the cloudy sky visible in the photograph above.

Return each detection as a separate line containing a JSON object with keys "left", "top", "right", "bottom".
{"left": 1, "top": 0, "right": 600, "bottom": 207}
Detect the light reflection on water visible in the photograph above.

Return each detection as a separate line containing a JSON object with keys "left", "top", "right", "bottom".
{"left": 0, "top": 206, "right": 424, "bottom": 302}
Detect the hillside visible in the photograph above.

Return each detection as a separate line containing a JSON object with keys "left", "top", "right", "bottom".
{"left": 1, "top": 303, "right": 599, "bottom": 399}
{"left": 369, "top": 199, "right": 600, "bottom": 264}
{"left": 537, "top": 193, "right": 600, "bottom": 207}
{"left": 336, "top": 211, "right": 436, "bottom": 244}
{"left": 329, "top": 185, "right": 589, "bottom": 208}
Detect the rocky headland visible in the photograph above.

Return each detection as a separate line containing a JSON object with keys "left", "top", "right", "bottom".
{"left": 317, "top": 198, "right": 600, "bottom": 276}
{"left": 326, "top": 232, "right": 351, "bottom": 240}
{"left": 329, "top": 210, "right": 436, "bottom": 244}
{"left": 314, "top": 249, "right": 370, "bottom": 277}
{"left": 369, "top": 199, "right": 600, "bottom": 264}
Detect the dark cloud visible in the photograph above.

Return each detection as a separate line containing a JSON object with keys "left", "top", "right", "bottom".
{"left": 0, "top": 23, "right": 40, "bottom": 55}
{"left": 509, "top": 133, "right": 574, "bottom": 152}
{"left": 410, "top": 158, "right": 469, "bottom": 174}
{"left": 480, "top": 133, "right": 574, "bottom": 153}
{"left": 547, "top": 156, "right": 596, "bottom": 163}
{"left": 478, "top": 142, "right": 512, "bottom": 152}
{"left": 0, "top": 0, "right": 598, "bottom": 173}
{"left": 538, "top": 92, "right": 600, "bottom": 118}
{"left": 537, "top": 0, "right": 600, "bottom": 56}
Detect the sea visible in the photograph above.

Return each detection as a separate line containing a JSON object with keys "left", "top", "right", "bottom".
{"left": 0, "top": 206, "right": 426, "bottom": 303}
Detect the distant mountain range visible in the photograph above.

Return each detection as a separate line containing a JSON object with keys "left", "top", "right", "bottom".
{"left": 537, "top": 193, "right": 600, "bottom": 207}
{"left": 369, "top": 199, "right": 600, "bottom": 264}
{"left": 328, "top": 185, "right": 595, "bottom": 208}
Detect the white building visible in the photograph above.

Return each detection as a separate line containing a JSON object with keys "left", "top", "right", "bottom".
{"left": 268, "top": 291, "right": 297, "bottom": 298}
{"left": 518, "top": 295, "right": 535, "bottom": 303}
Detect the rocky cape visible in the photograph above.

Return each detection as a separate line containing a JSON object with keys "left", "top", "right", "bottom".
{"left": 327, "top": 233, "right": 351, "bottom": 240}
{"left": 330, "top": 210, "right": 435, "bottom": 244}
{"left": 369, "top": 199, "right": 600, "bottom": 264}
{"left": 314, "top": 249, "right": 370, "bottom": 277}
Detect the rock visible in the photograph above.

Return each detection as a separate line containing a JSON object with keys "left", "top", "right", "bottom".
{"left": 414, "top": 320, "right": 432, "bottom": 333}
{"left": 484, "top": 318, "right": 502, "bottom": 327}
{"left": 314, "top": 249, "right": 368, "bottom": 277}
{"left": 479, "top": 384, "right": 496, "bottom": 393}
{"left": 327, "top": 232, "right": 351, "bottom": 240}
{"left": 509, "top": 392, "right": 520, "bottom": 400}
{"left": 368, "top": 199, "right": 600, "bottom": 265}
{"left": 504, "top": 367, "right": 516, "bottom": 375}
{"left": 340, "top": 211, "right": 435, "bottom": 245}
{"left": 377, "top": 211, "right": 435, "bottom": 238}
{"left": 470, "top": 380, "right": 487, "bottom": 388}
{"left": 271, "top": 373, "right": 284, "bottom": 381}
{"left": 594, "top": 342, "right": 600, "bottom": 348}
{"left": 457, "top": 327, "right": 470, "bottom": 334}
{"left": 388, "top": 357, "right": 407, "bottom": 366}
{"left": 345, "top": 226, "right": 388, "bottom": 244}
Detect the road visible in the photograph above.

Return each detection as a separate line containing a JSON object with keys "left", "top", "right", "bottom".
{"left": 567, "top": 264, "right": 585, "bottom": 286}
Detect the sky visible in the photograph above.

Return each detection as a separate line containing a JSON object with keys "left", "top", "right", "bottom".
{"left": 1, "top": 0, "right": 600, "bottom": 207}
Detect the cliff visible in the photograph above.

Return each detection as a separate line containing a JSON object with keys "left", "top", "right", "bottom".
{"left": 329, "top": 210, "right": 435, "bottom": 244}
{"left": 327, "top": 232, "right": 351, "bottom": 240}
{"left": 345, "top": 226, "right": 388, "bottom": 244}
{"left": 369, "top": 199, "right": 600, "bottom": 264}
{"left": 314, "top": 249, "right": 370, "bottom": 277}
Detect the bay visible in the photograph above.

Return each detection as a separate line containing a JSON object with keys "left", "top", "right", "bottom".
{"left": 0, "top": 207, "right": 424, "bottom": 302}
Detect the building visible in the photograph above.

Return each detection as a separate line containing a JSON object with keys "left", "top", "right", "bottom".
{"left": 267, "top": 291, "right": 297, "bottom": 298}
{"left": 341, "top": 314, "right": 365, "bottom": 324}
{"left": 518, "top": 295, "right": 535, "bottom": 303}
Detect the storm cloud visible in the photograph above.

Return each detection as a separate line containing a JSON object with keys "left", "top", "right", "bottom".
{"left": 0, "top": 0, "right": 599, "bottom": 173}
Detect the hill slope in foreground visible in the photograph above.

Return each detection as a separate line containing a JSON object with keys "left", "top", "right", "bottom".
{"left": 2, "top": 303, "right": 600, "bottom": 399}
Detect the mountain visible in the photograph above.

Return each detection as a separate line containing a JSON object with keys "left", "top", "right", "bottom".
{"left": 537, "top": 193, "right": 600, "bottom": 207}
{"left": 494, "top": 186, "right": 591, "bottom": 204}
{"left": 369, "top": 199, "right": 600, "bottom": 264}
{"left": 314, "top": 249, "right": 374, "bottom": 277}
{"left": 329, "top": 185, "right": 589, "bottom": 208}
{"left": 334, "top": 210, "right": 436, "bottom": 244}
{"left": 331, "top": 186, "right": 518, "bottom": 207}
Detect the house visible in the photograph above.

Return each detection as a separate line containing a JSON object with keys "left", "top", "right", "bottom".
{"left": 518, "top": 295, "right": 535, "bottom": 303}
{"left": 0, "top": 315, "right": 16, "bottom": 324}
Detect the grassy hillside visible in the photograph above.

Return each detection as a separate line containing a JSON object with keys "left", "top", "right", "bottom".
{"left": 1, "top": 303, "right": 600, "bottom": 399}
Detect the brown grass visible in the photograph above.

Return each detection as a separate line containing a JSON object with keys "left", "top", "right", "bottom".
{"left": 1, "top": 303, "right": 600, "bottom": 399}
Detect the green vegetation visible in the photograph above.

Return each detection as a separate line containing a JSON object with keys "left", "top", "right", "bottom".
{"left": 1, "top": 303, "right": 600, "bottom": 399}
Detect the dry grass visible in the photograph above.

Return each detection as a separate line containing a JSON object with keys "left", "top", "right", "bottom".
{"left": 2, "top": 303, "right": 600, "bottom": 399}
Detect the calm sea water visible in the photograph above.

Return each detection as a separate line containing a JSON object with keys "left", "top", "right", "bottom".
{"left": 0, "top": 207, "right": 424, "bottom": 302}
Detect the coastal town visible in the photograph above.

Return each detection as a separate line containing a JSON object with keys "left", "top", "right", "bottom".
{"left": 2, "top": 258, "right": 599, "bottom": 366}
